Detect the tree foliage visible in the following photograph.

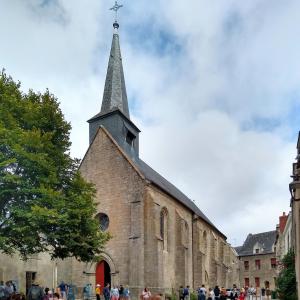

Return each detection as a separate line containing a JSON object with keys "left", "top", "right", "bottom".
{"left": 276, "top": 250, "right": 297, "bottom": 300}
{"left": 0, "top": 71, "right": 109, "bottom": 262}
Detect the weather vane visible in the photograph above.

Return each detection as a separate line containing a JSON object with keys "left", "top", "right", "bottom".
{"left": 110, "top": 1, "right": 123, "bottom": 22}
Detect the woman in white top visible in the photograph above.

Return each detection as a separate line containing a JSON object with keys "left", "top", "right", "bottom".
{"left": 141, "top": 288, "right": 151, "bottom": 300}
{"left": 110, "top": 286, "right": 119, "bottom": 300}
{"left": 207, "top": 288, "right": 215, "bottom": 300}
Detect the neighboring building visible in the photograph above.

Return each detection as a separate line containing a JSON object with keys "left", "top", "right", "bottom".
{"left": 0, "top": 18, "right": 239, "bottom": 298}
{"left": 289, "top": 131, "right": 300, "bottom": 300}
{"left": 236, "top": 231, "right": 278, "bottom": 291}
{"left": 0, "top": 252, "right": 59, "bottom": 294}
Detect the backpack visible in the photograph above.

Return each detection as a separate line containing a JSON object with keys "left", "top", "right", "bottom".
{"left": 30, "top": 286, "right": 42, "bottom": 300}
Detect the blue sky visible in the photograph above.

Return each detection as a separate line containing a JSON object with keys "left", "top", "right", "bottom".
{"left": 0, "top": 0, "right": 299, "bottom": 246}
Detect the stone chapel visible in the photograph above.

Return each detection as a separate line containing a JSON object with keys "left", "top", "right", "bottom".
{"left": 69, "top": 20, "right": 239, "bottom": 297}
{"left": 0, "top": 18, "right": 239, "bottom": 298}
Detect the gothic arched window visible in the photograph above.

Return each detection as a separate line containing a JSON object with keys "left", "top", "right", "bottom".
{"left": 160, "top": 208, "right": 168, "bottom": 250}
{"left": 182, "top": 220, "right": 189, "bottom": 248}
{"left": 203, "top": 230, "right": 207, "bottom": 254}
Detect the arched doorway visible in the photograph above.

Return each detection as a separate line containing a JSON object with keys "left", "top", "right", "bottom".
{"left": 96, "top": 260, "right": 111, "bottom": 291}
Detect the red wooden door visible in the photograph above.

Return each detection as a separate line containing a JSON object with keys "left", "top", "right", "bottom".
{"left": 96, "top": 261, "right": 105, "bottom": 292}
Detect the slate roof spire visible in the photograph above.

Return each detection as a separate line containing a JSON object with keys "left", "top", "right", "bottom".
{"left": 100, "top": 19, "right": 130, "bottom": 119}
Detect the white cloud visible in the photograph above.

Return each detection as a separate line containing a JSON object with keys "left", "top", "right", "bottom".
{"left": 0, "top": 0, "right": 298, "bottom": 246}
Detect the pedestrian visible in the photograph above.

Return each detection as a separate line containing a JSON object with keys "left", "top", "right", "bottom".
{"left": 53, "top": 293, "right": 60, "bottom": 300}
{"left": 95, "top": 284, "right": 101, "bottom": 300}
{"left": 103, "top": 284, "right": 110, "bottom": 300}
{"left": 83, "top": 284, "right": 92, "bottom": 300}
{"left": 59, "top": 282, "right": 68, "bottom": 300}
{"left": 230, "top": 288, "right": 238, "bottom": 300}
{"left": 197, "top": 285, "right": 206, "bottom": 300}
{"left": 141, "top": 288, "right": 151, "bottom": 300}
{"left": 27, "top": 281, "right": 44, "bottom": 300}
{"left": 207, "top": 288, "right": 214, "bottom": 300}
{"left": 179, "top": 286, "right": 184, "bottom": 300}
{"left": 123, "top": 286, "right": 130, "bottom": 300}
{"left": 44, "top": 288, "right": 50, "bottom": 300}
{"left": 119, "top": 285, "right": 124, "bottom": 300}
{"left": 213, "top": 286, "right": 220, "bottom": 300}
{"left": 67, "top": 284, "right": 76, "bottom": 300}
{"left": 238, "top": 289, "right": 245, "bottom": 300}
{"left": 5, "top": 281, "right": 13, "bottom": 299}
{"left": 0, "top": 281, "right": 5, "bottom": 300}
{"left": 219, "top": 287, "right": 226, "bottom": 300}
{"left": 183, "top": 286, "right": 189, "bottom": 300}
{"left": 111, "top": 286, "right": 119, "bottom": 300}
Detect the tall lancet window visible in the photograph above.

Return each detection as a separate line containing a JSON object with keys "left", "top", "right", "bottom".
{"left": 160, "top": 207, "right": 168, "bottom": 250}
{"left": 203, "top": 230, "right": 207, "bottom": 254}
{"left": 181, "top": 220, "right": 189, "bottom": 248}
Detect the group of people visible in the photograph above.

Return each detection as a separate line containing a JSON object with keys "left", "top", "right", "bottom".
{"left": 99, "top": 283, "right": 131, "bottom": 300}
{"left": 179, "top": 284, "right": 269, "bottom": 300}
{"left": 26, "top": 281, "right": 78, "bottom": 300}
{"left": 0, "top": 281, "right": 18, "bottom": 300}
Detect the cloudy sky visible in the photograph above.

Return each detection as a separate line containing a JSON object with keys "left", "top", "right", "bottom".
{"left": 1, "top": 0, "right": 299, "bottom": 246}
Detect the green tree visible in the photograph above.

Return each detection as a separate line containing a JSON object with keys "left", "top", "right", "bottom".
{"left": 0, "top": 71, "right": 109, "bottom": 262}
{"left": 276, "top": 250, "right": 297, "bottom": 300}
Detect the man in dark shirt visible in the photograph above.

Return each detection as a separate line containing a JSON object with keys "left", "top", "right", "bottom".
{"left": 103, "top": 283, "right": 110, "bottom": 300}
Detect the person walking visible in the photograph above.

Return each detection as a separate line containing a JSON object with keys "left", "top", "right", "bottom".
{"left": 207, "top": 288, "right": 214, "bottom": 300}
{"left": 110, "top": 286, "right": 119, "bottom": 300}
{"left": 4, "top": 282, "right": 13, "bottom": 300}
{"left": 67, "top": 284, "right": 77, "bottom": 300}
{"left": 83, "top": 284, "right": 92, "bottom": 300}
{"left": 0, "top": 281, "right": 5, "bottom": 300}
{"left": 59, "top": 282, "right": 68, "bottom": 300}
{"left": 123, "top": 286, "right": 130, "bottom": 300}
{"left": 197, "top": 285, "right": 206, "bottom": 300}
{"left": 141, "top": 288, "right": 151, "bottom": 300}
{"left": 179, "top": 286, "right": 184, "bottom": 300}
{"left": 119, "top": 285, "right": 124, "bottom": 300}
{"left": 213, "top": 286, "right": 220, "bottom": 300}
{"left": 238, "top": 289, "right": 245, "bottom": 300}
{"left": 95, "top": 284, "right": 101, "bottom": 300}
{"left": 27, "top": 281, "right": 44, "bottom": 300}
{"left": 183, "top": 286, "right": 189, "bottom": 300}
{"left": 230, "top": 288, "right": 238, "bottom": 300}
{"left": 219, "top": 287, "right": 226, "bottom": 300}
{"left": 103, "top": 284, "right": 110, "bottom": 300}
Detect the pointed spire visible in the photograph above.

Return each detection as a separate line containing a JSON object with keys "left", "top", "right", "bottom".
{"left": 100, "top": 21, "right": 130, "bottom": 119}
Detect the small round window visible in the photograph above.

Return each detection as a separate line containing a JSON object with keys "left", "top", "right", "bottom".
{"left": 97, "top": 213, "right": 109, "bottom": 231}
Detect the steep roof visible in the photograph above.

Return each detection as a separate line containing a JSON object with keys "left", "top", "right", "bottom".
{"left": 136, "top": 159, "right": 223, "bottom": 236}
{"left": 236, "top": 230, "right": 276, "bottom": 256}
{"left": 100, "top": 31, "right": 129, "bottom": 119}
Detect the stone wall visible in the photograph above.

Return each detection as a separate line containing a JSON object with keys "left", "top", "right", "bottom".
{"left": 79, "top": 128, "right": 146, "bottom": 299}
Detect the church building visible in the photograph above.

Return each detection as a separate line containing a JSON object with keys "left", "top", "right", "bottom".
{"left": 69, "top": 19, "right": 239, "bottom": 298}
{"left": 0, "top": 15, "right": 239, "bottom": 299}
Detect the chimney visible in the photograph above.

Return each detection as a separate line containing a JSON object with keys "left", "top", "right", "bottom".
{"left": 279, "top": 212, "right": 288, "bottom": 233}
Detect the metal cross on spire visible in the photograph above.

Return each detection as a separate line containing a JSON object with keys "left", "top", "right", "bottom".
{"left": 110, "top": 1, "right": 123, "bottom": 22}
